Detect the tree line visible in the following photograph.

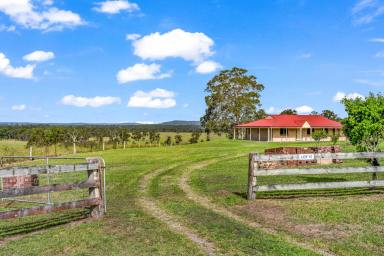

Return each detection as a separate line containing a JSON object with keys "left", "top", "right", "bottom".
{"left": 0, "top": 125, "right": 205, "bottom": 156}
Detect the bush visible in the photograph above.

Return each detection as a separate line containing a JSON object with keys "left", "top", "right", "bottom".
{"left": 189, "top": 132, "right": 201, "bottom": 144}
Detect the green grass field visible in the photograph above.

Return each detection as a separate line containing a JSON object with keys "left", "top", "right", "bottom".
{"left": 0, "top": 138, "right": 383, "bottom": 255}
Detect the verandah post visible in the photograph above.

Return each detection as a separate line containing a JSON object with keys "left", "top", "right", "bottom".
{"left": 247, "top": 153, "right": 257, "bottom": 200}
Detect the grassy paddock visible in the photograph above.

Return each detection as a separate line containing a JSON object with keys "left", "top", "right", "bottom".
{"left": 0, "top": 138, "right": 383, "bottom": 255}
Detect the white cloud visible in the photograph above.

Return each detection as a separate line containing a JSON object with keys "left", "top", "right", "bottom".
{"left": 183, "top": 103, "right": 189, "bottom": 108}
{"left": 0, "top": 0, "right": 84, "bottom": 31}
{"left": 94, "top": 0, "right": 139, "bottom": 14}
{"left": 266, "top": 106, "right": 276, "bottom": 114}
{"left": 295, "top": 105, "right": 314, "bottom": 114}
{"left": 126, "top": 33, "right": 141, "bottom": 40}
{"left": 375, "top": 50, "right": 384, "bottom": 58}
{"left": 0, "top": 52, "right": 35, "bottom": 79}
{"left": 297, "top": 52, "right": 312, "bottom": 59}
{"left": 136, "top": 121, "right": 155, "bottom": 124}
{"left": 132, "top": 28, "right": 215, "bottom": 63}
{"left": 333, "top": 91, "right": 364, "bottom": 102}
{"left": 23, "top": 50, "right": 54, "bottom": 62}
{"left": 352, "top": 0, "right": 384, "bottom": 25}
{"left": 11, "top": 104, "right": 26, "bottom": 111}
{"left": 0, "top": 24, "right": 15, "bottom": 32}
{"left": 195, "top": 61, "right": 222, "bottom": 74}
{"left": 369, "top": 37, "right": 384, "bottom": 42}
{"left": 117, "top": 63, "right": 171, "bottom": 84}
{"left": 61, "top": 95, "right": 121, "bottom": 107}
{"left": 128, "top": 88, "right": 176, "bottom": 108}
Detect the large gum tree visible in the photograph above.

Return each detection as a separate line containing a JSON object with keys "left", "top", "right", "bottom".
{"left": 201, "top": 67, "right": 265, "bottom": 136}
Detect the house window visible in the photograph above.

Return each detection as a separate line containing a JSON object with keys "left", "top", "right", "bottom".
{"left": 307, "top": 128, "right": 311, "bottom": 135}
{"left": 325, "top": 128, "right": 329, "bottom": 134}
{"left": 280, "top": 128, "right": 287, "bottom": 136}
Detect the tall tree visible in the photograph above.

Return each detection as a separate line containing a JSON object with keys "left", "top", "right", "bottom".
{"left": 201, "top": 67, "right": 264, "bottom": 135}
{"left": 280, "top": 109, "right": 297, "bottom": 115}
{"left": 321, "top": 109, "right": 339, "bottom": 121}
{"left": 342, "top": 93, "right": 384, "bottom": 152}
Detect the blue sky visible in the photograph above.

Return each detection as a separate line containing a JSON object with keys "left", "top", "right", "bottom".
{"left": 0, "top": 0, "right": 383, "bottom": 123}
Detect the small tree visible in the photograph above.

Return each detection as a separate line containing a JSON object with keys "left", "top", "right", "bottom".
{"left": 321, "top": 109, "right": 339, "bottom": 121}
{"left": 331, "top": 132, "right": 340, "bottom": 145}
{"left": 280, "top": 109, "right": 297, "bottom": 115}
{"left": 189, "top": 132, "right": 201, "bottom": 144}
{"left": 174, "top": 134, "right": 183, "bottom": 145}
{"left": 311, "top": 130, "right": 328, "bottom": 150}
{"left": 342, "top": 93, "right": 384, "bottom": 152}
{"left": 164, "top": 136, "right": 172, "bottom": 146}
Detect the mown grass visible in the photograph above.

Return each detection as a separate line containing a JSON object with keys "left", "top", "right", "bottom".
{"left": 190, "top": 144, "right": 384, "bottom": 255}
{"left": 0, "top": 138, "right": 382, "bottom": 255}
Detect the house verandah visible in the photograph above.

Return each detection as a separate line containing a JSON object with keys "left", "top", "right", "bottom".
{"left": 234, "top": 114, "right": 346, "bottom": 142}
{"left": 234, "top": 127, "right": 344, "bottom": 142}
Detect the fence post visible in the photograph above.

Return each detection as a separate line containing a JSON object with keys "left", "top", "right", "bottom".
{"left": 86, "top": 158, "right": 105, "bottom": 217}
{"left": 372, "top": 156, "right": 380, "bottom": 181}
{"left": 247, "top": 153, "right": 257, "bottom": 200}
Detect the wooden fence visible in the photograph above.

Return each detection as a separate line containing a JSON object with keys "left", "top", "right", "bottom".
{"left": 0, "top": 157, "right": 106, "bottom": 219}
{"left": 247, "top": 152, "right": 384, "bottom": 200}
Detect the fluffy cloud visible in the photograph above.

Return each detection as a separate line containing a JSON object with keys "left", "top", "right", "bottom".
{"left": 61, "top": 95, "right": 121, "bottom": 107}
{"left": 0, "top": 0, "right": 84, "bottom": 31}
{"left": 0, "top": 52, "right": 35, "bottom": 79}
{"left": 11, "top": 104, "right": 26, "bottom": 111}
{"left": 128, "top": 88, "right": 176, "bottom": 108}
{"left": 295, "top": 105, "right": 314, "bottom": 114}
{"left": 333, "top": 91, "right": 364, "bottom": 102}
{"left": 23, "top": 50, "right": 54, "bottom": 62}
{"left": 117, "top": 63, "right": 171, "bottom": 84}
{"left": 94, "top": 0, "right": 139, "bottom": 14}
{"left": 195, "top": 61, "right": 222, "bottom": 74}
{"left": 126, "top": 33, "right": 141, "bottom": 40}
{"left": 132, "top": 29, "right": 215, "bottom": 63}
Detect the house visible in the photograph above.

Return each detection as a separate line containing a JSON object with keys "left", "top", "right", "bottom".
{"left": 234, "top": 114, "right": 345, "bottom": 142}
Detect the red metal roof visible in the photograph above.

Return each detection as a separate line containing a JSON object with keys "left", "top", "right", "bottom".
{"left": 236, "top": 115, "right": 342, "bottom": 128}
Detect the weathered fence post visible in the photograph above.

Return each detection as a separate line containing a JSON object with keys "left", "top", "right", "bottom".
{"left": 86, "top": 158, "right": 105, "bottom": 217}
{"left": 247, "top": 153, "right": 257, "bottom": 200}
{"left": 372, "top": 157, "right": 380, "bottom": 181}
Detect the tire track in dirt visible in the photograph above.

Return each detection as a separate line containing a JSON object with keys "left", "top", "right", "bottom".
{"left": 138, "top": 163, "right": 217, "bottom": 256}
{"left": 179, "top": 159, "right": 336, "bottom": 256}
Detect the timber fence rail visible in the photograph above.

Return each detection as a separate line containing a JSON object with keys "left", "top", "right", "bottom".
{"left": 247, "top": 152, "right": 384, "bottom": 200}
{"left": 0, "top": 156, "right": 106, "bottom": 219}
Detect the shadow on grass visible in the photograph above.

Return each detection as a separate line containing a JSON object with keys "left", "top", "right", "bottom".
{"left": 0, "top": 209, "right": 90, "bottom": 238}
{"left": 233, "top": 188, "right": 384, "bottom": 200}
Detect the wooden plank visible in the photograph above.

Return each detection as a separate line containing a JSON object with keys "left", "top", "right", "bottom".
{"left": 254, "top": 166, "right": 384, "bottom": 176}
{"left": 256, "top": 180, "right": 384, "bottom": 192}
{"left": 254, "top": 152, "right": 384, "bottom": 162}
{"left": 0, "top": 163, "right": 99, "bottom": 178}
{"left": 0, "top": 179, "right": 96, "bottom": 198}
{"left": 247, "top": 153, "right": 257, "bottom": 200}
{"left": 0, "top": 198, "right": 100, "bottom": 219}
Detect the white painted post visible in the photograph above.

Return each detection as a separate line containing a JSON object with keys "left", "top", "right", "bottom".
{"left": 249, "top": 128, "right": 252, "bottom": 140}
{"left": 29, "top": 146, "right": 33, "bottom": 159}
{"left": 258, "top": 128, "right": 261, "bottom": 141}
